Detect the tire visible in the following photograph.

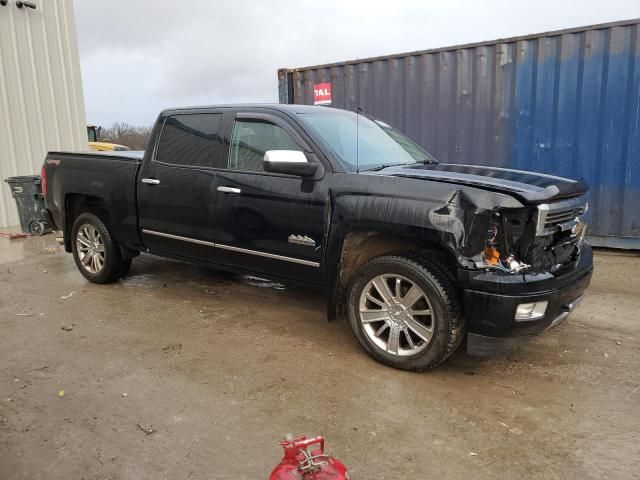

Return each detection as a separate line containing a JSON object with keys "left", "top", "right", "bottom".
{"left": 28, "top": 220, "right": 46, "bottom": 236}
{"left": 71, "top": 212, "right": 130, "bottom": 284}
{"left": 346, "top": 255, "right": 464, "bottom": 371}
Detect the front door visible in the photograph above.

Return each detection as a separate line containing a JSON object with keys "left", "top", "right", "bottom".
{"left": 137, "top": 110, "right": 228, "bottom": 260}
{"left": 211, "top": 112, "right": 327, "bottom": 284}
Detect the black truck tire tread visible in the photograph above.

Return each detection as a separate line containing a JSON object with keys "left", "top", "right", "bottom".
{"left": 405, "top": 253, "right": 466, "bottom": 358}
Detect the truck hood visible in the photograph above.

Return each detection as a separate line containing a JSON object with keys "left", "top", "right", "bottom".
{"left": 373, "top": 163, "right": 588, "bottom": 204}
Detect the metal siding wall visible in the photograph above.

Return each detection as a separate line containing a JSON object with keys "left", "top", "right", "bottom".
{"left": 0, "top": 0, "right": 87, "bottom": 228}
{"left": 280, "top": 20, "right": 640, "bottom": 245}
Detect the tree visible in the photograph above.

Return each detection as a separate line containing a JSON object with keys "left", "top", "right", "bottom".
{"left": 100, "top": 122, "right": 152, "bottom": 150}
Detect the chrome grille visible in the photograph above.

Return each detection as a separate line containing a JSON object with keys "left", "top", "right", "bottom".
{"left": 536, "top": 196, "right": 588, "bottom": 236}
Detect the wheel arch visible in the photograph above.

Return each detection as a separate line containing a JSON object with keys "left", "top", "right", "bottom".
{"left": 323, "top": 226, "right": 461, "bottom": 322}
{"left": 63, "top": 194, "right": 111, "bottom": 253}
{"left": 337, "top": 229, "right": 459, "bottom": 289}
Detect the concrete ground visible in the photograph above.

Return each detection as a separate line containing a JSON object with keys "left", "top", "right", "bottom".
{"left": 0, "top": 232, "right": 639, "bottom": 480}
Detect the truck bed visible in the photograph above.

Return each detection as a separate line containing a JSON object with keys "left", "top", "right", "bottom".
{"left": 43, "top": 150, "right": 143, "bottom": 251}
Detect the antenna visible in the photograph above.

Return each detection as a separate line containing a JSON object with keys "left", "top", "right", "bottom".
{"left": 355, "top": 59, "right": 360, "bottom": 174}
{"left": 356, "top": 109, "right": 359, "bottom": 174}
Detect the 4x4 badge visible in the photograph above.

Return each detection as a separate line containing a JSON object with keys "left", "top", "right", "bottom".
{"left": 288, "top": 234, "right": 316, "bottom": 247}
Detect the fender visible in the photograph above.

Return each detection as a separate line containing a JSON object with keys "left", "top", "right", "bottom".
{"left": 321, "top": 173, "right": 525, "bottom": 321}
{"left": 323, "top": 173, "right": 524, "bottom": 267}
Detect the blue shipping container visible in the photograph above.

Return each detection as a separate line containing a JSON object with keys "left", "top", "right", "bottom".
{"left": 278, "top": 19, "right": 640, "bottom": 249}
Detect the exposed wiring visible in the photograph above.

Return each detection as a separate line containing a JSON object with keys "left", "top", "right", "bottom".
{"left": 500, "top": 214, "right": 517, "bottom": 258}
{"left": 486, "top": 221, "right": 498, "bottom": 245}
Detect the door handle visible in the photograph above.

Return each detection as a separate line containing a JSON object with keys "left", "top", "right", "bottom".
{"left": 141, "top": 178, "right": 161, "bottom": 185}
{"left": 217, "top": 186, "right": 241, "bottom": 194}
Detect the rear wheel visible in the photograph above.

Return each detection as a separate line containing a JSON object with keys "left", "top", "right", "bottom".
{"left": 71, "top": 212, "right": 130, "bottom": 283}
{"left": 347, "top": 255, "right": 464, "bottom": 371}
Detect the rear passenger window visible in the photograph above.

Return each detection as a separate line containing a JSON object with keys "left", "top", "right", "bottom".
{"left": 228, "top": 120, "right": 301, "bottom": 172}
{"left": 156, "top": 114, "right": 224, "bottom": 168}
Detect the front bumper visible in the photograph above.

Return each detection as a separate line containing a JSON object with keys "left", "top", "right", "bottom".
{"left": 459, "top": 244, "right": 593, "bottom": 357}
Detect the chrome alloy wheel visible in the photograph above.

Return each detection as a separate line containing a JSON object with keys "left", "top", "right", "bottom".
{"left": 358, "top": 274, "right": 435, "bottom": 356}
{"left": 76, "top": 223, "right": 105, "bottom": 274}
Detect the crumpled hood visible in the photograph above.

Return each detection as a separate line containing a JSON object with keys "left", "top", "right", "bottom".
{"left": 370, "top": 163, "right": 589, "bottom": 204}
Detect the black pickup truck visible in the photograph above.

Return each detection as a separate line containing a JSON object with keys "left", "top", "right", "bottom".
{"left": 42, "top": 104, "right": 593, "bottom": 370}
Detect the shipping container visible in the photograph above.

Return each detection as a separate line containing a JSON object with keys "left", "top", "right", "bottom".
{"left": 0, "top": 0, "right": 87, "bottom": 228}
{"left": 278, "top": 19, "right": 640, "bottom": 249}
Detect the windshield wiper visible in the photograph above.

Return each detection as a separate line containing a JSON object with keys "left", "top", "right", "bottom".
{"left": 363, "top": 164, "right": 400, "bottom": 172}
{"left": 364, "top": 160, "right": 437, "bottom": 172}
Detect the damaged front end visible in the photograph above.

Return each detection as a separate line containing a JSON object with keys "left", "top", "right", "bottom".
{"left": 458, "top": 193, "right": 592, "bottom": 355}
{"left": 423, "top": 186, "right": 588, "bottom": 276}
{"left": 471, "top": 195, "right": 589, "bottom": 275}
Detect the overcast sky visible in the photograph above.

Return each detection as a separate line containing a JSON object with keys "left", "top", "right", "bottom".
{"left": 73, "top": 0, "right": 640, "bottom": 127}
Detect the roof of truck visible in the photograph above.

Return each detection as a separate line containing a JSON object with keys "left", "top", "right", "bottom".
{"left": 160, "top": 104, "right": 341, "bottom": 115}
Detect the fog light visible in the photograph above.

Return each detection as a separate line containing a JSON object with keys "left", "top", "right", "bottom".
{"left": 515, "top": 301, "right": 548, "bottom": 321}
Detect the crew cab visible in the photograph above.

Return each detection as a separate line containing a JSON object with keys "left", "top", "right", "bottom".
{"left": 42, "top": 104, "right": 593, "bottom": 370}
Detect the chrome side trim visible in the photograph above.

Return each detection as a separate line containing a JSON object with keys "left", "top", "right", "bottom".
{"left": 142, "top": 229, "right": 216, "bottom": 247}
{"left": 216, "top": 186, "right": 241, "bottom": 194}
{"left": 214, "top": 243, "right": 320, "bottom": 267}
{"left": 141, "top": 229, "right": 320, "bottom": 268}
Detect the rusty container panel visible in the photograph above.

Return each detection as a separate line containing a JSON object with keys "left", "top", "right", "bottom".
{"left": 278, "top": 19, "right": 640, "bottom": 248}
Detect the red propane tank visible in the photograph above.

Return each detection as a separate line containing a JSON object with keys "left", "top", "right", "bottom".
{"left": 269, "top": 435, "right": 350, "bottom": 480}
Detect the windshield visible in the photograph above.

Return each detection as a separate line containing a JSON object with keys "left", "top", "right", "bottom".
{"left": 298, "top": 109, "right": 437, "bottom": 171}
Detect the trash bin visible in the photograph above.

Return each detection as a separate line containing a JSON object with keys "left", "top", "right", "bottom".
{"left": 4, "top": 176, "right": 50, "bottom": 236}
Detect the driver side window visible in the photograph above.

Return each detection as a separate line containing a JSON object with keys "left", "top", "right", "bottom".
{"left": 228, "top": 120, "right": 301, "bottom": 173}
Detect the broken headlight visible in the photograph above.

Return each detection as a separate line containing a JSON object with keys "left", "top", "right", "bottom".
{"left": 480, "top": 216, "right": 530, "bottom": 273}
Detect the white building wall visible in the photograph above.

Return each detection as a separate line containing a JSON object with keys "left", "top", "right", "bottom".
{"left": 0, "top": 0, "right": 87, "bottom": 228}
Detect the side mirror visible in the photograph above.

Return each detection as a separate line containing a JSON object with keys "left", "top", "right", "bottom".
{"left": 263, "top": 150, "right": 319, "bottom": 177}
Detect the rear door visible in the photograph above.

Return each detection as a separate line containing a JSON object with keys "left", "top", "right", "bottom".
{"left": 137, "top": 110, "right": 228, "bottom": 260}
{"left": 211, "top": 111, "right": 328, "bottom": 284}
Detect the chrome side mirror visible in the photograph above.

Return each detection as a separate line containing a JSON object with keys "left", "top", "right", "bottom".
{"left": 263, "top": 150, "right": 319, "bottom": 177}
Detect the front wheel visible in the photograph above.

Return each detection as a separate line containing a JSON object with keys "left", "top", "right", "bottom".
{"left": 347, "top": 255, "right": 464, "bottom": 371}
{"left": 71, "top": 212, "right": 131, "bottom": 284}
